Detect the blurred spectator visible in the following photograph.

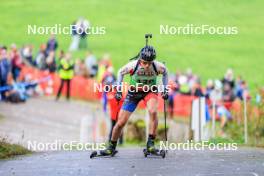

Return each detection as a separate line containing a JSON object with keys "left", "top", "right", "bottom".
{"left": 46, "top": 51, "right": 56, "bottom": 72}
{"left": 0, "top": 46, "right": 12, "bottom": 100}
{"left": 21, "top": 45, "right": 34, "bottom": 66}
{"left": 216, "top": 101, "right": 232, "bottom": 136}
{"left": 100, "top": 66, "right": 124, "bottom": 144}
{"left": 168, "top": 78, "right": 178, "bottom": 118}
{"left": 205, "top": 79, "right": 214, "bottom": 99}
{"left": 56, "top": 53, "right": 74, "bottom": 101}
{"left": 97, "top": 54, "right": 113, "bottom": 83}
{"left": 76, "top": 17, "right": 90, "bottom": 49}
{"left": 5, "top": 83, "right": 27, "bottom": 103}
{"left": 85, "top": 51, "right": 98, "bottom": 78}
{"left": 235, "top": 76, "right": 250, "bottom": 101}
{"left": 5, "top": 76, "right": 39, "bottom": 103}
{"left": 174, "top": 70, "right": 181, "bottom": 86}
{"left": 100, "top": 54, "right": 112, "bottom": 68}
{"left": 222, "top": 83, "right": 235, "bottom": 102}
{"left": 98, "top": 66, "right": 116, "bottom": 144}
{"left": 74, "top": 59, "right": 87, "bottom": 77}
{"left": 186, "top": 68, "right": 193, "bottom": 79}
{"left": 46, "top": 34, "right": 58, "bottom": 54}
{"left": 170, "top": 73, "right": 180, "bottom": 93}
{"left": 35, "top": 44, "right": 47, "bottom": 70}
{"left": 101, "top": 66, "right": 116, "bottom": 114}
{"left": 69, "top": 20, "right": 80, "bottom": 51}
{"left": 191, "top": 79, "right": 204, "bottom": 97}
{"left": 102, "top": 66, "right": 116, "bottom": 86}
{"left": 107, "top": 89, "right": 124, "bottom": 145}
{"left": 10, "top": 44, "right": 23, "bottom": 81}
{"left": 57, "top": 50, "right": 65, "bottom": 68}
{"left": 59, "top": 50, "right": 65, "bottom": 59}
{"left": 222, "top": 68, "right": 235, "bottom": 89}
{"left": 178, "top": 75, "right": 191, "bottom": 95}
{"left": 209, "top": 80, "right": 223, "bottom": 102}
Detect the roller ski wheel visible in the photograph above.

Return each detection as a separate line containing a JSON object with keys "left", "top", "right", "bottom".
{"left": 143, "top": 148, "right": 166, "bottom": 158}
{"left": 90, "top": 150, "right": 118, "bottom": 159}
{"left": 90, "top": 151, "right": 98, "bottom": 159}
{"left": 143, "top": 149, "right": 148, "bottom": 157}
{"left": 160, "top": 150, "right": 166, "bottom": 158}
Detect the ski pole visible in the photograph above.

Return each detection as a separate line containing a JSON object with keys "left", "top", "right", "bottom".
{"left": 164, "top": 98, "right": 167, "bottom": 142}
{"left": 116, "top": 99, "right": 123, "bottom": 143}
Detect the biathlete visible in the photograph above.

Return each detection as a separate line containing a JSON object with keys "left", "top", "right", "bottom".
{"left": 100, "top": 41, "right": 169, "bottom": 156}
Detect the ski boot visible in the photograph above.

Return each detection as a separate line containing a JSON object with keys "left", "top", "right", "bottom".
{"left": 100, "top": 142, "right": 117, "bottom": 156}
{"left": 143, "top": 137, "right": 166, "bottom": 158}
{"left": 146, "top": 138, "right": 156, "bottom": 153}
{"left": 90, "top": 142, "right": 118, "bottom": 159}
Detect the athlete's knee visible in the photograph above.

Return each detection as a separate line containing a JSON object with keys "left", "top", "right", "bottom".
{"left": 116, "top": 110, "right": 131, "bottom": 128}
{"left": 115, "top": 118, "right": 127, "bottom": 130}
{"left": 149, "top": 109, "right": 158, "bottom": 118}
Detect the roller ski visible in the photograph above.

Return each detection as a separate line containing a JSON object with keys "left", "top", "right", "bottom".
{"left": 143, "top": 148, "right": 166, "bottom": 158}
{"left": 90, "top": 150, "right": 118, "bottom": 159}
{"left": 143, "top": 137, "right": 166, "bottom": 158}
{"left": 90, "top": 142, "right": 118, "bottom": 159}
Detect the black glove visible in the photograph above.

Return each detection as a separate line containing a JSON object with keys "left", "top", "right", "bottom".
{"left": 161, "top": 91, "right": 169, "bottom": 100}
{"left": 115, "top": 91, "right": 122, "bottom": 101}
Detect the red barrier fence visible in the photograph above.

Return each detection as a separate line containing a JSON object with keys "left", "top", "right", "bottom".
{"left": 19, "top": 66, "right": 242, "bottom": 118}
{"left": 20, "top": 66, "right": 98, "bottom": 101}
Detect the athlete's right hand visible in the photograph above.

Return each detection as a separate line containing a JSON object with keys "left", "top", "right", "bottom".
{"left": 115, "top": 92, "right": 122, "bottom": 101}
{"left": 161, "top": 91, "right": 169, "bottom": 100}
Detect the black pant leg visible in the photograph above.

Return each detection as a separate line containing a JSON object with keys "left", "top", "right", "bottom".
{"left": 56, "top": 79, "right": 65, "bottom": 100}
{"left": 0, "top": 80, "right": 7, "bottom": 100}
{"left": 66, "top": 79, "right": 71, "bottom": 100}
{"left": 109, "top": 120, "right": 116, "bottom": 142}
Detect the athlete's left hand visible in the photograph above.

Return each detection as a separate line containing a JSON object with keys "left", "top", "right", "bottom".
{"left": 115, "top": 91, "right": 122, "bottom": 101}
{"left": 161, "top": 91, "right": 169, "bottom": 100}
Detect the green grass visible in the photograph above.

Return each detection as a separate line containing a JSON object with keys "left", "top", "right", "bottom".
{"left": 0, "top": 141, "right": 31, "bottom": 159}
{"left": 0, "top": 0, "right": 263, "bottom": 92}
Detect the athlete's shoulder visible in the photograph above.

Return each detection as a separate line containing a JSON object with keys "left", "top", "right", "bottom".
{"left": 127, "top": 60, "right": 138, "bottom": 66}
{"left": 124, "top": 60, "right": 138, "bottom": 70}
{"left": 153, "top": 60, "right": 167, "bottom": 74}
{"left": 153, "top": 60, "right": 166, "bottom": 67}
{"left": 119, "top": 60, "right": 138, "bottom": 75}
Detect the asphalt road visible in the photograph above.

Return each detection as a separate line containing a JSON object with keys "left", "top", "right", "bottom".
{"left": 0, "top": 147, "right": 263, "bottom": 176}
{"left": 0, "top": 98, "right": 103, "bottom": 146}
{"left": 0, "top": 98, "right": 263, "bottom": 176}
{"left": 0, "top": 97, "right": 189, "bottom": 147}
